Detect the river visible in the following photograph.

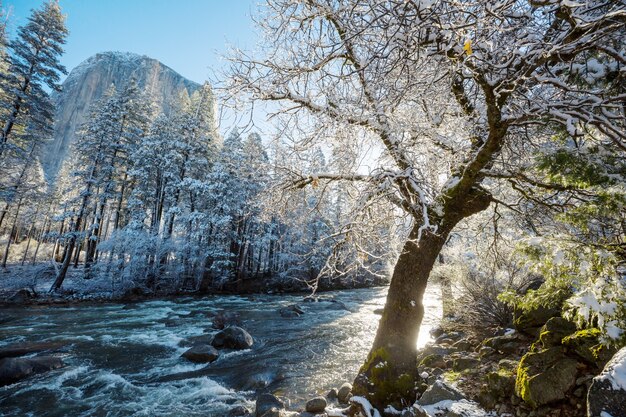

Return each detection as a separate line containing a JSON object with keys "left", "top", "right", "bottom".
{"left": 0, "top": 285, "right": 442, "bottom": 416}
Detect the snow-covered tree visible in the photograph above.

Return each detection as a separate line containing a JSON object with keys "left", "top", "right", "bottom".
{"left": 0, "top": 0, "right": 67, "bottom": 161}
{"left": 228, "top": 0, "right": 626, "bottom": 407}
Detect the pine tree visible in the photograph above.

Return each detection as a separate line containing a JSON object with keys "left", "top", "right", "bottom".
{"left": 0, "top": 0, "right": 67, "bottom": 161}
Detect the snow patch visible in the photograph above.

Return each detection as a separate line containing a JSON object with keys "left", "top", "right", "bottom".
{"left": 351, "top": 396, "right": 382, "bottom": 417}
{"left": 598, "top": 348, "right": 626, "bottom": 391}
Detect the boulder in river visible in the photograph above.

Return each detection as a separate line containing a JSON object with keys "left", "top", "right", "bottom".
{"left": 305, "top": 396, "right": 327, "bottom": 413}
{"left": 181, "top": 345, "right": 219, "bottom": 363}
{"left": 587, "top": 347, "right": 626, "bottom": 417}
{"left": 0, "top": 341, "right": 68, "bottom": 359}
{"left": 211, "top": 326, "right": 254, "bottom": 350}
{"left": 278, "top": 304, "right": 304, "bottom": 318}
{"left": 337, "top": 382, "right": 352, "bottom": 403}
{"left": 255, "top": 393, "right": 284, "bottom": 417}
{"left": 0, "top": 356, "right": 64, "bottom": 386}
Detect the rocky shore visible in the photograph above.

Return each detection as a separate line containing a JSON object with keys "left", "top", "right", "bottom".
{"left": 238, "top": 304, "right": 626, "bottom": 417}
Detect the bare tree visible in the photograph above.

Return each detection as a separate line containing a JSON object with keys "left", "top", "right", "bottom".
{"left": 228, "top": 0, "right": 625, "bottom": 408}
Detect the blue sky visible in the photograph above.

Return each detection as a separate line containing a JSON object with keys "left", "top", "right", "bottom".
{"left": 6, "top": 0, "right": 259, "bottom": 84}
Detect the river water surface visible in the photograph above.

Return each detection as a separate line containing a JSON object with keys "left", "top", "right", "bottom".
{"left": 0, "top": 285, "right": 442, "bottom": 416}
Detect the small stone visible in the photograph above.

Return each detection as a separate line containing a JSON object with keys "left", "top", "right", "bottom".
{"left": 305, "top": 396, "right": 327, "bottom": 413}
{"left": 337, "top": 382, "right": 352, "bottom": 403}
{"left": 418, "top": 380, "right": 465, "bottom": 405}
{"left": 452, "top": 356, "right": 480, "bottom": 371}
{"left": 419, "top": 354, "right": 446, "bottom": 369}
{"left": 326, "top": 388, "right": 338, "bottom": 399}
{"left": 575, "top": 374, "right": 594, "bottom": 386}
{"left": 255, "top": 394, "right": 284, "bottom": 417}
{"left": 479, "top": 346, "right": 496, "bottom": 358}
{"left": 452, "top": 339, "right": 472, "bottom": 352}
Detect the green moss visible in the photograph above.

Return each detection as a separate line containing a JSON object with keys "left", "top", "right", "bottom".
{"left": 562, "top": 328, "right": 615, "bottom": 366}
{"left": 443, "top": 371, "right": 462, "bottom": 382}
{"left": 354, "top": 347, "right": 418, "bottom": 409}
{"left": 419, "top": 353, "right": 444, "bottom": 368}
{"left": 562, "top": 328, "right": 601, "bottom": 343}
{"left": 515, "top": 358, "right": 533, "bottom": 406}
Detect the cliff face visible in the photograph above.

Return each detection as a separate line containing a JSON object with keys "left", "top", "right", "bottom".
{"left": 43, "top": 51, "right": 201, "bottom": 180}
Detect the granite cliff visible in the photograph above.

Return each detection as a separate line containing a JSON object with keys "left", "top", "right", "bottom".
{"left": 43, "top": 51, "right": 201, "bottom": 180}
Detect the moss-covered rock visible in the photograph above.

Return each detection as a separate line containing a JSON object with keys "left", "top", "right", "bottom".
{"left": 514, "top": 306, "right": 560, "bottom": 336}
{"left": 538, "top": 317, "right": 577, "bottom": 348}
{"left": 483, "top": 333, "right": 524, "bottom": 355}
{"left": 515, "top": 347, "right": 579, "bottom": 408}
{"left": 562, "top": 328, "right": 616, "bottom": 369}
{"left": 419, "top": 353, "right": 446, "bottom": 369}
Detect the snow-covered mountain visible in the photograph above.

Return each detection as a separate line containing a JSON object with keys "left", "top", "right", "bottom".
{"left": 43, "top": 51, "right": 201, "bottom": 180}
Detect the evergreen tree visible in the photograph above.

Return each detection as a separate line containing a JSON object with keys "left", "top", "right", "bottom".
{"left": 0, "top": 0, "right": 67, "bottom": 161}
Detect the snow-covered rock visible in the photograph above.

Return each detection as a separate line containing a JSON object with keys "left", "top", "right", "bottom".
{"left": 587, "top": 347, "right": 626, "bottom": 417}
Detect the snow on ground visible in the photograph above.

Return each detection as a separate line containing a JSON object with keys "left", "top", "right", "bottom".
{"left": 0, "top": 263, "right": 116, "bottom": 299}
{"left": 420, "top": 399, "right": 495, "bottom": 417}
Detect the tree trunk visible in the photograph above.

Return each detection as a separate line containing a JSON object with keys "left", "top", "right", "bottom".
{"left": 352, "top": 226, "right": 447, "bottom": 408}
{"left": 20, "top": 220, "right": 36, "bottom": 266}
{"left": 353, "top": 187, "right": 492, "bottom": 409}
{"left": 1, "top": 198, "right": 22, "bottom": 269}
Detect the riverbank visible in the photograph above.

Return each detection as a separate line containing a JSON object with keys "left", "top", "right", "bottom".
{"left": 0, "top": 263, "right": 388, "bottom": 306}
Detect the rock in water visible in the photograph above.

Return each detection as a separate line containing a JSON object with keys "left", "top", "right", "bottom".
{"left": 278, "top": 304, "right": 305, "bottom": 318}
{"left": 305, "top": 396, "right": 327, "bottom": 413}
{"left": 228, "top": 405, "right": 251, "bottom": 416}
{"left": 211, "top": 326, "right": 254, "bottom": 350}
{"left": 418, "top": 380, "right": 465, "bottom": 405}
{"left": 587, "top": 347, "right": 626, "bottom": 417}
{"left": 337, "top": 382, "right": 353, "bottom": 403}
{"left": 181, "top": 345, "right": 219, "bottom": 363}
{"left": 0, "top": 356, "right": 64, "bottom": 386}
{"left": 255, "top": 393, "right": 284, "bottom": 417}
{"left": 0, "top": 341, "right": 67, "bottom": 359}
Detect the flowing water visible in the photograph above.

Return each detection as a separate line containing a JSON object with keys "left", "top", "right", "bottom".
{"left": 0, "top": 285, "right": 442, "bottom": 416}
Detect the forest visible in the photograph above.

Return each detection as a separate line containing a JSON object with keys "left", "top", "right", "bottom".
{"left": 0, "top": 1, "right": 625, "bottom": 417}
{"left": 0, "top": 3, "right": 394, "bottom": 298}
